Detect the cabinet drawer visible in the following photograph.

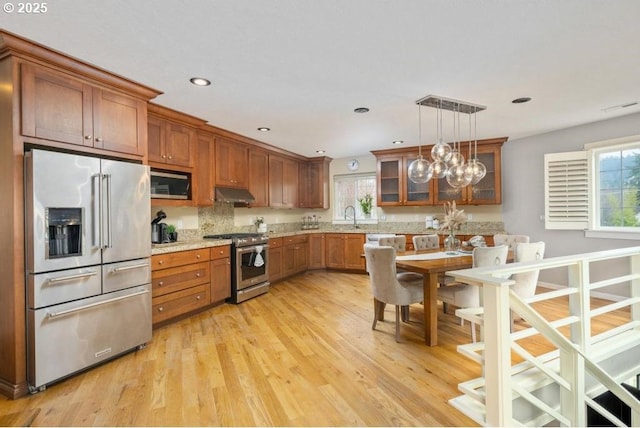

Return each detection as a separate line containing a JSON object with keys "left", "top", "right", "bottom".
{"left": 269, "top": 237, "right": 283, "bottom": 248}
{"left": 151, "top": 249, "right": 209, "bottom": 270}
{"left": 152, "top": 261, "right": 210, "bottom": 297}
{"left": 152, "top": 284, "right": 210, "bottom": 325}
{"left": 210, "top": 245, "right": 231, "bottom": 260}
{"left": 283, "top": 235, "right": 307, "bottom": 245}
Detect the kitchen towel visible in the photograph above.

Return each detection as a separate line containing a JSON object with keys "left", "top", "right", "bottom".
{"left": 253, "top": 245, "right": 264, "bottom": 267}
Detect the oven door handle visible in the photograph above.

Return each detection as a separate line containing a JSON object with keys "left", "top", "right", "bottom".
{"left": 236, "top": 244, "right": 269, "bottom": 254}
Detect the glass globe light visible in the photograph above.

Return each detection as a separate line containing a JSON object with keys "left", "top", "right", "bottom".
{"left": 407, "top": 155, "right": 433, "bottom": 184}
{"left": 431, "top": 160, "right": 448, "bottom": 179}
{"left": 447, "top": 151, "right": 465, "bottom": 168}
{"left": 431, "top": 140, "right": 452, "bottom": 162}
{"left": 469, "top": 159, "right": 487, "bottom": 184}
{"left": 446, "top": 163, "right": 472, "bottom": 188}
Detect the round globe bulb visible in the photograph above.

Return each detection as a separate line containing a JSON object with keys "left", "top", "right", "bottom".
{"left": 431, "top": 160, "right": 448, "bottom": 179}
{"left": 446, "top": 163, "right": 472, "bottom": 188}
{"left": 447, "top": 151, "right": 465, "bottom": 168}
{"left": 407, "top": 156, "right": 433, "bottom": 184}
{"left": 431, "top": 140, "right": 452, "bottom": 162}
{"left": 470, "top": 159, "right": 487, "bottom": 184}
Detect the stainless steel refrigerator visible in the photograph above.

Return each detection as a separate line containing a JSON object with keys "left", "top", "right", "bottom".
{"left": 24, "top": 149, "right": 152, "bottom": 392}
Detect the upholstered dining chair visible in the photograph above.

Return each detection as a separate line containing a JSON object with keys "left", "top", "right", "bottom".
{"left": 437, "top": 245, "right": 509, "bottom": 342}
{"left": 363, "top": 244, "right": 424, "bottom": 342}
{"left": 378, "top": 235, "right": 406, "bottom": 252}
{"left": 412, "top": 234, "right": 440, "bottom": 250}
{"left": 510, "top": 241, "right": 546, "bottom": 326}
{"left": 493, "top": 234, "right": 530, "bottom": 250}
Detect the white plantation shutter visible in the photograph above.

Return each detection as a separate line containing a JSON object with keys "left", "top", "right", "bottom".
{"left": 544, "top": 151, "right": 589, "bottom": 230}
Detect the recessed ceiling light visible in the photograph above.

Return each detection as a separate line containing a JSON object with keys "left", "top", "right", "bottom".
{"left": 512, "top": 97, "right": 531, "bottom": 104}
{"left": 354, "top": 107, "right": 370, "bottom": 113}
{"left": 189, "top": 77, "right": 211, "bottom": 86}
{"left": 257, "top": 127, "right": 270, "bottom": 132}
{"left": 393, "top": 140, "right": 404, "bottom": 145}
{"left": 316, "top": 150, "right": 325, "bottom": 154}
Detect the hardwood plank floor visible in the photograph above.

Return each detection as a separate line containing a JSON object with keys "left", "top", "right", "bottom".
{"left": 0, "top": 270, "right": 629, "bottom": 426}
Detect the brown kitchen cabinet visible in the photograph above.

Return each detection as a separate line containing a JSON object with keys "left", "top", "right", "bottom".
{"left": 249, "top": 148, "right": 269, "bottom": 207}
{"left": 268, "top": 237, "right": 284, "bottom": 283}
{"left": 269, "top": 155, "right": 299, "bottom": 208}
{"left": 21, "top": 62, "right": 148, "bottom": 157}
{"left": 371, "top": 151, "right": 434, "bottom": 207}
{"left": 434, "top": 138, "right": 505, "bottom": 205}
{"left": 372, "top": 137, "right": 506, "bottom": 206}
{"left": 194, "top": 129, "right": 216, "bottom": 205}
{"left": 325, "top": 233, "right": 366, "bottom": 271}
{"left": 148, "top": 104, "right": 202, "bottom": 169}
{"left": 215, "top": 137, "right": 249, "bottom": 188}
{"left": 299, "top": 157, "right": 331, "bottom": 209}
{"left": 209, "top": 246, "right": 231, "bottom": 303}
{"left": 282, "top": 235, "right": 309, "bottom": 277}
{"left": 308, "top": 233, "right": 326, "bottom": 269}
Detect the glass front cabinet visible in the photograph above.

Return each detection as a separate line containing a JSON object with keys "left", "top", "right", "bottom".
{"left": 372, "top": 137, "right": 506, "bottom": 206}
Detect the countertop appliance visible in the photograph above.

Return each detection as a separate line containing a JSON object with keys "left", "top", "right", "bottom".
{"left": 24, "top": 149, "right": 152, "bottom": 393}
{"left": 151, "top": 210, "right": 169, "bottom": 244}
{"left": 203, "top": 233, "right": 269, "bottom": 303}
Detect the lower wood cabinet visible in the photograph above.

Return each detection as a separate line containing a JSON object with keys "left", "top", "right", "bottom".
{"left": 268, "top": 237, "right": 284, "bottom": 283}
{"left": 325, "top": 233, "right": 366, "bottom": 271}
{"left": 151, "top": 246, "right": 230, "bottom": 326}
{"left": 282, "top": 235, "right": 309, "bottom": 277}
{"left": 308, "top": 233, "right": 326, "bottom": 269}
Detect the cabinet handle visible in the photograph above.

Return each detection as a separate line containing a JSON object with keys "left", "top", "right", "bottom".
{"left": 196, "top": 273, "right": 201, "bottom": 277}
{"left": 168, "top": 155, "right": 173, "bottom": 160}
{"left": 158, "top": 260, "right": 164, "bottom": 265}
{"left": 158, "top": 307, "right": 164, "bottom": 312}
{"left": 84, "top": 135, "right": 92, "bottom": 140}
{"left": 162, "top": 155, "right": 167, "bottom": 159}
{"left": 95, "top": 137, "right": 103, "bottom": 143}
{"left": 158, "top": 281, "right": 164, "bottom": 286}
{"left": 196, "top": 254, "right": 201, "bottom": 259}
{"left": 196, "top": 295, "right": 201, "bottom": 300}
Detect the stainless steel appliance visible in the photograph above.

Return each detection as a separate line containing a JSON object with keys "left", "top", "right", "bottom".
{"left": 151, "top": 210, "right": 169, "bottom": 244}
{"left": 150, "top": 170, "right": 190, "bottom": 199}
{"left": 24, "top": 149, "right": 152, "bottom": 393}
{"left": 203, "top": 233, "right": 269, "bottom": 303}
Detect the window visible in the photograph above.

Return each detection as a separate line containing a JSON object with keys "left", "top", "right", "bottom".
{"left": 592, "top": 142, "right": 640, "bottom": 230}
{"left": 544, "top": 136, "right": 640, "bottom": 239}
{"left": 333, "top": 173, "right": 376, "bottom": 221}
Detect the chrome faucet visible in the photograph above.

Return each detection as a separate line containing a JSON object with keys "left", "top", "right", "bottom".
{"left": 344, "top": 205, "right": 358, "bottom": 228}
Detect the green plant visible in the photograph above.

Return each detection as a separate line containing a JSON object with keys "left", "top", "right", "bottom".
{"left": 358, "top": 193, "right": 373, "bottom": 215}
{"left": 166, "top": 224, "right": 176, "bottom": 234}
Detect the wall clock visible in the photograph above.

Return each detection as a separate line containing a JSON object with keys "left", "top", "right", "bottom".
{"left": 347, "top": 159, "right": 360, "bottom": 171}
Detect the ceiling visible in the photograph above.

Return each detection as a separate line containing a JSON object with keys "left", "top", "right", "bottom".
{"left": 3, "top": 0, "right": 640, "bottom": 159}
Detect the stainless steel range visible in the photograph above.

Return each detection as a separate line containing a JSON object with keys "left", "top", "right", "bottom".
{"left": 204, "top": 233, "right": 269, "bottom": 303}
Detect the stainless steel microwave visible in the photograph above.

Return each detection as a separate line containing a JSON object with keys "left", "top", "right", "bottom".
{"left": 150, "top": 171, "right": 190, "bottom": 199}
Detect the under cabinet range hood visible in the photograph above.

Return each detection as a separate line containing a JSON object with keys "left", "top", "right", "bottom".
{"left": 215, "top": 187, "right": 256, "bottom": 204}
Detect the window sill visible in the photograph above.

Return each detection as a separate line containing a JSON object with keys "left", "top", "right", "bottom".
{"left": 584, "top": 230, "right": 640, "bottom": 240}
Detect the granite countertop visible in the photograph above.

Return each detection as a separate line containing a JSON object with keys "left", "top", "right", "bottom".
{"left": 151, "top": 238, "right": 232, "bottom": 255}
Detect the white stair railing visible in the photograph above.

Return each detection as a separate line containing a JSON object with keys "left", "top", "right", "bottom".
{"left": 448, "top": 246, "right": 640, "bottom": 427}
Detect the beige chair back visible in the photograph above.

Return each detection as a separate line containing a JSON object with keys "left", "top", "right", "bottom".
{"left": 512, "top": 241, "right": 545, "bottom": 300}
{"left": 363, "top": 244, "right": 423, "bottom": 306}
{"left": 378, "top": 235, "right": 406, "bottom": 252}
{"left": 412, "top": 234, "right": 440, "bottom": 250}
{"left": 493, "top": 234, "right": 530, "bottom": 250}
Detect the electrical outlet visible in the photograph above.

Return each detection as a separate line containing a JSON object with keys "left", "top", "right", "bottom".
{"left": 380, "top": 214, "right": 387, "bottom": 221}
{"left": 467, "top": 214, "right": 473, "bottom": 221}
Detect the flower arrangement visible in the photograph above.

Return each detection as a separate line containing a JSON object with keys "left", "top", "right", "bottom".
{"left": 358, "top": 193, "right": 374, "bottom": 215}
{"left": 440, "top": 201, "right": 467, "bottom": 232}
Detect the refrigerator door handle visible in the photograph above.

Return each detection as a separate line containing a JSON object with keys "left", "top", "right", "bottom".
{"left": 103, "top": 173, "right": 112, "bottom": 249}
{"left": 92, "top": 174, "right": 101, "bottom": 248}
{"left": 46, "top": 288, "right": 149, "bottom": 318}
{"left": 109, "top": 262, "right": 149, "bottom": 273}
{"left": 47, "top": 270, "right": 99, "bottom": 283}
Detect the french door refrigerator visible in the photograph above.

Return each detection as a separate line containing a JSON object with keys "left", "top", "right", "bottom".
{"left": 25, "top": 149, "right": 152, "bottom": 392}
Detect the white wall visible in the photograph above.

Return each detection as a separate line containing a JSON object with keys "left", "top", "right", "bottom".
{"left": 502, "top": 111, "right": 640, "bottom": 297}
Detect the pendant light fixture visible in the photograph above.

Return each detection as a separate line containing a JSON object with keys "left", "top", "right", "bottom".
{"left": 407, "top": 102, "right": 433, "bottom": 184}
{"left": 469, "top": 107, "right": 487, "bottom": 184}
{"left": 410, "top": 95, "right": 486, "bottom": 187}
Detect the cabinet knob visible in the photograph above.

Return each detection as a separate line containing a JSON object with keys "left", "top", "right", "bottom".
{"left": 95, "top": 137, "right": 103, "bottom": 143}
{"left": 158, "top": 281, "right": 164, "bottom": 286}
{"left": 158, "top": 307, "right": 164, "bottom": 312}
{"left": 168, "top": 155, "right": 173, "bottom": 160}
{"left": 84, "top": 135, "right": 92, "bottom": 140}
{"left": 196, "top": 273, "right": 201, "bottom": 277}
{"left": 162, "top": 155, "right": 167, "bottom": 159}
{"left": 158, "top": 260, "right": 164, "bottom": 265}
{"left": 196, "top": 254, "right": 201, "bottom": 259}
{"left": 196, "top": 295, "right": 201, "bottom": 300}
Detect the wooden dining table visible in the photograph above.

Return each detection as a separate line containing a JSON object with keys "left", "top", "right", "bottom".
{"left": 395, "top": 248, "right": 512, "bottom": 346}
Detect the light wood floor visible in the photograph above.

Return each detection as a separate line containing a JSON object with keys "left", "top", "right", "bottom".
{"left": 0, "top": 271, "right": 629, "bottom": 426}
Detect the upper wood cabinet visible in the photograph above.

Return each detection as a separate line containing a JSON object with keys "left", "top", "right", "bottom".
{"left": 372, "top": 137, "right": 507, "bottom": 206}
{"left": 194, "top": 130, "right": 216, "bottom": 206}
{"left": 21, "top": 63, "right": 148, "bottom": 157}
{"left": 215, "top": 137, "right": 249, "bottom": 188}
{"left": 269, "top": 155, "right": 299, "bottom": 208}
{"left": 300, "top": 157, "right": 331, "bottom": 209}
{"left": 248, "top": 148, "right": 269, "bottom": 207}
{"left": 373, "top": 151, "right": 434, "bottom": 206}
{"left": 148, "top": 115, "right": 199, "bottom": 170}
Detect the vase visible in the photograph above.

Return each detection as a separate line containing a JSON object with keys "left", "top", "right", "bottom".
{"left": 444, "top": 231, "right": 461, "bottom": 254}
